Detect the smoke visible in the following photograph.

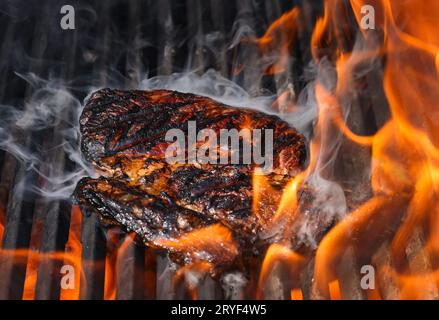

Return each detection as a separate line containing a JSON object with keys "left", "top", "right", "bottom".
{"left": 0, "top": 72, "right": 95, "bottom": 200}
{"left": 220, "top": 272, "right": 247, "bottom": 300}
{"left": 0, "top": 68, "right": 312, "bottom": 204}
{"left": 0, "top": 1, "right": 363, "bottom": 252}
{"left": 0, "top": 68, "right": 293, "bottom": 201}
{"left": 141, "top": 69, "right": 277, "bottom": 112}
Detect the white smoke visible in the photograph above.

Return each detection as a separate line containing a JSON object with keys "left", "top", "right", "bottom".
{"left": 0, "top": 2, "right": 362, "bottom": 251}
{"left": 0, "top": 72, "right": 94, "bottom": 200}
{"left": 140, "top": 69, "right": 277, "bottom": 113}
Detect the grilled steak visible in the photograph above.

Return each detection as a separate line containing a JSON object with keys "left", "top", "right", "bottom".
{"left": 74, "top": 88, "right": 307, "bottom": 270}
{"left": 80, "top": 89, "right": 306, "bottom": 175}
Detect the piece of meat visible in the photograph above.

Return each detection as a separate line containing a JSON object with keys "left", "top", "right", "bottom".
{"left": 75, "top": 177, "right": 214, "bottom": 240}
{"left": 74, "top": 177, "right": 238, "bottom": 270}
{"left": 80, "top": 89, "right": 306, "bottom": 176}
{"left": 74, "top": 88, "right": 308, "bottom": 270}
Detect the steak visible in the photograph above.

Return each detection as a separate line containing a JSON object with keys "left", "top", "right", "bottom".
{"left": 74, "top": 88, "right": 308, "bottom": 270}
{"left": 80, "top": 89, "right": 306, "bottom": 175}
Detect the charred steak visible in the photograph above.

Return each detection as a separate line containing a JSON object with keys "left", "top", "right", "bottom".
{"left": 74, "top": 89, "right": 307, "bottom": 269}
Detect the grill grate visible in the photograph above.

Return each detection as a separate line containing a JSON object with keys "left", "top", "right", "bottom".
{"left": 0, "top": 0, "right": 416, "bottom": 300}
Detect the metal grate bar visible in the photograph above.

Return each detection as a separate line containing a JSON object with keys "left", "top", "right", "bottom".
{"left": 0, "top": 3, "right": 54, "bottom": 299}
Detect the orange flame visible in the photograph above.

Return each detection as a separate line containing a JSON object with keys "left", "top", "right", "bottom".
{"left": 256, "top": 0, "right": 439, "bottom": 300}
{"left": 154, "top": 224, "right": 238, "bottom": 270}
{"left": 103, "top": 228, "right": 119, "bottom": 300}
{"left": 252, "top": 170, "right": 281, "bottom": 227}
{"left": 328, "top": 280, "right": 341, "bottom": 300}
{"left": 59, "top": 206, "right": 83, "bottom": 300}
{"left": 311, "top": 0, "right": 356, "bottom": 61}
{"left": 4, "top": 0, "right": 439, "bottom": 300}
{"left": 290, "top": 288, "right": 303, "bottom": 300}
{"left": 22, "top": 217, "right": 43, "bottom": 300}
{"left": 235, "top": 8, "right": 300, "bottom": 76}
{"left": 0, "top": 204, "right": 4, "bottom": 247}
{"left": 310, "top": 0, "right": 439, "bottom": 299}
{"left": 0, "top": 206, "right": 83, "bottom": 300}
{"left": 256, "top": 8, "right": 300, "bottom": 75}
{"left": 257, "top": 244, "right": 305, "bottom": 299}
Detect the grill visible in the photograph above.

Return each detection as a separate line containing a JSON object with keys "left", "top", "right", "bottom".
{"left": 0, "top": 0, "right": 436, "bottom": 300}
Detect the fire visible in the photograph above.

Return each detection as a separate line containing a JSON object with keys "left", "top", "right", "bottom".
{"left": 255, "top": 8, "right": 299, "bottom": 75}
{"left": 257, "top": 244, "right": 305, "bottom": 299}
{"left": 290, "top": 288, "right": 303, "bottom": 300}
{"left": 312, "top": 0, "right": 439, "bottom": 299}
{"left": 2, "top": 0, "right": 439, "bottom": 300}
{"left": 234, "top": 7, "right": 300, "bottom": 76}
{"left": 59, "top": 205, "right": 83, "bottom": 300}
{"left": 311, "top": 0, "right": 356, "bottom": 62}
{"left": 22, "top": 218, "right": 44, "bottom": 300}
{"left": 0, "top": 204, "right": 4, "bottom": 247}
{"left": 154, "top": 224, "right": 239, "bottom": 272}
{"left": 328, "top": 280, "right": 341, "bottom": 300}
{"left": 0, "top": 206, "right": 84, "bottom": 300}
{"left": 103, "top": 228, "right": 119, "bottom": 300}
{"left": 257, "top": 0, "right": 439, "bottom": 300}
{"left": 17, "top": 206, "right": 144, "bottom": 301}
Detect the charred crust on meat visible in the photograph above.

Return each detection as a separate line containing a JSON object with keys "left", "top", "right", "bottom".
{"left": 75, "top": 89, "right": 309, "bottom": 271}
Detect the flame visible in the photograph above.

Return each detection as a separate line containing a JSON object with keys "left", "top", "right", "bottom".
{"left": 290, "top": 288, "right": 303, "bottom": 300}
{"left": 328, "top": 280, "right": 341, "bottom": 300}
{"left": 256, "top": 8, "right": 299, "bottom": 75}
{"left": 2, "top": 0, "right": 439, "bottom": 300}
{"left": 310, "top": 0, "right": 439, "bottom": 299}
{"left": 311, "top": 0, "right": 355, "bottom": 61}
{"left": 0, "top": 204, "right": 4, "bottom": 247}
{"left": 257, "top": 244, "right": 305, "bottom": 299}
{"left": 154, "top": 224, "right": 238, "bottom": 270}
{"left": 22, "top": 218, "right": 43, "bottom": 300}
{"left": 274, "top": 173, "right": 305, "bottom": 222}
{"left": 0, "top": 206, "right": 84, "bottom": 300}
{"left": 155, "top": 224, "right": 238, "bottom": 295}
{"left": 311, "top": 2, "right": 331, "bottom": 61}
{"left": 235, "top": 8, "right": 300, "bottom": 76}
{"left": 103, "top": 228, "right": 119, "bottom": 300}
{"left": 59, "top": 206, "right": 83, "bottom": 300}
{"left": 256, "top": 0, "right": 439, "bottom": 300}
